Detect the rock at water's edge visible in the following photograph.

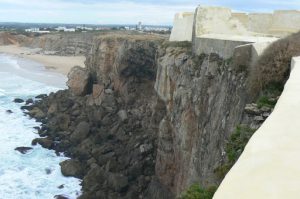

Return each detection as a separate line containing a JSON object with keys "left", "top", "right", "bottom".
{"left": 15, "top": 147, "right": 33, "bottom": 154}
{"left": 60, "top": 159, "right": 83, "bottom": 178}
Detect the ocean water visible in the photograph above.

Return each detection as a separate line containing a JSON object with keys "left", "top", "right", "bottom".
{"left": 0, "top": 54, "right": 81, "bottom": 199}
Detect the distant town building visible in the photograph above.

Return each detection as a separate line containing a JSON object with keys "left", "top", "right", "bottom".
{"left": 25, "top": 28, "right": 50, "bottom": 33}
{"left": 25, "top": 28, "right": 39, "bottom": 32}
{"left": 55, "top": 26, "right": 76, "bottom": 32}
{"left": 137, "top": 22, "right": 142, "bottom": 31}
{"left": 76, "top": 26, "right": 94, "bottom": 31}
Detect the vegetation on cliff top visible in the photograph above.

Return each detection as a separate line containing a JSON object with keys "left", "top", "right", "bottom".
{"left": 180, "top": 184, "right": 217, "bottom": 199}
{"left": 249, "top": 31, "right": 300, "bottom": 97}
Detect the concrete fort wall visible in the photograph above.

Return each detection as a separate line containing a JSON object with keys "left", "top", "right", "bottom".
{"left": 214, "top": 57, "right": 300, "bottom": 199}
{"left": 169, "top": 6, "right": 300, "bottom": 60}
{"left": 169, "top": 12, "right": 194, "bottom": 41}
{"left": 193, "top": 36, "right": 250, "bottom": 59}
{"left": 193, "top": 6, "right": 249, "bottom": 37}
{"left": 192, "top": 6, "right": 300, "bottom": 38}
{"left": 271, "top": 10, "right": 300, "bottom": 35}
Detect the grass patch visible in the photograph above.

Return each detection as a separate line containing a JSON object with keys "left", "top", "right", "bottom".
{"left": 226, "top": 125, "right": 256, "bottom": 163}
{"left": 256, "top": 82, "right": 283, "bottom": 108}
{"left": 193, "top": 54, "right": 207, "bottom": 69}
{"left": 180, "top": 184, "right": 217, "bottom": 199}
{"left": 215, "top": 125, "right": 256, "bottom": 179}
{"left": 263, "top": 81, "right": 284, "bottom": 97}
{"left": 256, "top": 96, "right": 276, "bottom": 109}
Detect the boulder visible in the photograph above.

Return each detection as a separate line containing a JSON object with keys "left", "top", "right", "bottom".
{"left": 15, "top": 147, "right": 33, "bottom": 154}
{"left": 47, "top": 103, "right": 58, "bottom": 115}
{"left": 83, "top": 165, "right": 106, "bottom": 190}
{"left": 70, "top": 121, "right": 90, "bottom": 144}
{"left": 57, "top": 114, "right": 70, "bottom": 131}
{"left": 54, "top": 195, "right": 69, "bottom": 199}
{"left": 45, "top": 168, "right": 52, "bottom": 174}
{"left": 67, "top": 66, "right": 91, "bottom": 96}
{"left": 118, "top": 110, "right": 128, "bottom": 122}
{"left": 244, "top": 104, "right": 261, "bottom": 115}
{"left": 6, "top": 110, "right": 13, "bottom": 114}
{"left": 60, "top": 159, "right": 83, "bottom": 178}
{"left": 13, "top": 98, "right": 24, "bottom": 103}
{"left": 32, "top": 137, "right": 53, "bottom": 149}
{"left": 20, "top": 105, "right": 33, "bottom": 111}
{"left": 29, "top": 107, "right": 45, "bottom": 119}
{"left": 35, "top": 94, "right": 47, "bottom": 99}
{"left": 58, "top": 184, "right": 64, "bottom": 189}
{"left": 25, "top": 98, "right": 34, "bottom": 105}
{"left": 107, "top": 173, "right": 129, "bottom": 193}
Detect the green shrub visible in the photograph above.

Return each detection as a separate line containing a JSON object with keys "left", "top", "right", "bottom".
{"left": 226, "top": 125, "right": 256, "bottom": 163}
{"left": 215, "top": 125, "right": 256, "bottom": 179}
{"left": 256, "top": 96, "right": 277, "bottom": 108}
{"left": 264, "top": 81, "right": 284, "bottom": 96}
{"left": 249, "top": 31, "right": 300, "bottom": 97}
{"left": 256, "top": 82, "right": 283, "bottom": 108}
{"left": 181, "top": 184, "right": 217, "bottom": 199}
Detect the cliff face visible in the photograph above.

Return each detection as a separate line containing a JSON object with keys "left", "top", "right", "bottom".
{"left": 0, "top": 32, "right": 26, "bottom": 45}
{"left": 27, "top": 34, "right": 166, "bottom": 199}
{"left": 25, "top": 33, "right": 267, "bottom": 198}
{"left": 20, "top": 33, "right": 95, "bottom": 56}
{"left": 0, "top": 32, "right": 96, "bottom": 56}
{"left": 154, "top": 47, "right": 250, "bottom": 194}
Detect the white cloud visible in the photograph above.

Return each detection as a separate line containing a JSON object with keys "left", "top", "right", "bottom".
{"left": 0, "top": 0, "right": 197, "bottom": 24}
{"left": 0, "top": 0, "right": 300, "bottom": 24}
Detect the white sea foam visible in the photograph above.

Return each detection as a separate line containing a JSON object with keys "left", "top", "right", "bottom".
{"left": 0, "top": 54, "right": 67, "bottom": 88}
{"left": 0, "top": 55, "right": 81, "bottom": 199}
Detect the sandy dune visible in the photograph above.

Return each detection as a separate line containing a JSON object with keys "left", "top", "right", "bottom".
{"left": 0, "top": 45, "right": 85, "bottom": 75}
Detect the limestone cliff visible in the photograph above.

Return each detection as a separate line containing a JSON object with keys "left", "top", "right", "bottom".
{"left": 26, "top": 33, "right": 166, "bottom": 199}
{"left": 25, "top": 34, "right": 253, "bottom": 198}
{"left": 153, "top": 46, "right": 251, "bottom": 195}
{"left": 20, "top": 32, "right": 96, "bottom": 56}
{"left": 23, "top": 32, "right": 293, "bottom": 199}
{"left": 0, "top": 32, "right": 96, "bottom": 56}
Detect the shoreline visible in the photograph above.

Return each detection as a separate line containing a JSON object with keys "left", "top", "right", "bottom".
{"left": 0, "top": 75, "right": 81, "bottom": 198}
{"left": 0, "top": 54, "right": 67, "bottom": 88}
{"left": 0, "top": 45, "right": 86, "bottom": 76}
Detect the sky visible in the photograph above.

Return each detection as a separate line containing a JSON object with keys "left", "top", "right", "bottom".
{"left": 0, "top": 0, "right": 300, "bottom": 25}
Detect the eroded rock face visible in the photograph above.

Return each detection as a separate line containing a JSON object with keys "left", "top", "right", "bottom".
{"left": 67, "top": 66, "right": 92, "bottom": 96}
{"left": 24, "top": 34, "right": 270, "bottom": 198}
{"left": 153, "top": 48, "right": 251, "bottom": 195}
{"left": 27, "top": 34, "right": 165, "bottom": 199}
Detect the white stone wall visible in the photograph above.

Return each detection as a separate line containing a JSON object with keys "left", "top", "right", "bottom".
{"left": 248, "top": 13, "right": 273, "bottom": 35}
{"left": 194, "top": 6, "right": 248, "bottom": 37}
{"left": 169, "top": 12, "right": 194, "bottom": 41}
{"left": 271, "top": 10, "right": 300, "bottom": 36}
{"left": 192, "top": 6, "right": 300, "bottom": 38}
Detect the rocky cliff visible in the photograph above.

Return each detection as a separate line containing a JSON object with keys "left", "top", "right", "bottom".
{"left": 22, "top": 32, "right": 294, "bottom": 198}
{"left": 25, "top": 33, "right": 166, "bottom": 199}
{"left": 0, "top": 32, "right": 97, "bottom": 56}
{"left": 153, "top": 45, "right": 252, "bottom": 195}
{"left": 20, "top": 32, "right": 96, "bottom": 56}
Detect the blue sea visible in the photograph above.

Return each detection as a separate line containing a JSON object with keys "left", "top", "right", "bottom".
{"left": 0, "top": 54, "right": 81, "bottom": 199}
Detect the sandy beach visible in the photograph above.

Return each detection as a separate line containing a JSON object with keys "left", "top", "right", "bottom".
{"left": 0, "top": 45, "right": 86, "bottom": 75}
